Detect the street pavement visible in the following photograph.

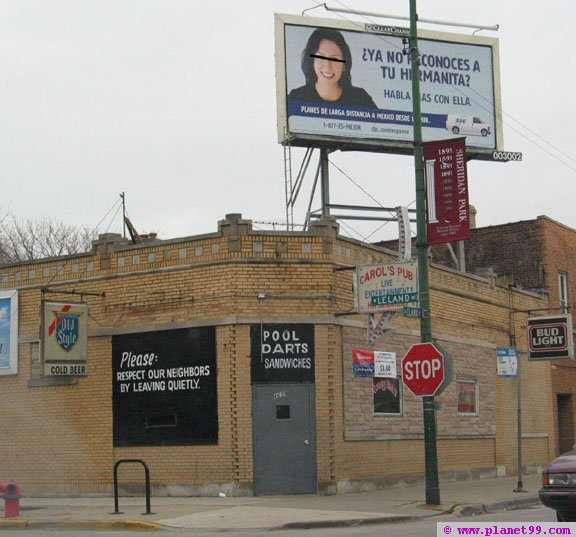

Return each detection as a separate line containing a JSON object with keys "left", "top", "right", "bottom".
{"left": 0, "top": 473, "right": 544, "bottom": 532}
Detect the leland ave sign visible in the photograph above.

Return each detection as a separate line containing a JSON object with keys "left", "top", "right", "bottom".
{"left": 527, "top": 314, "right": 574, "bottom": 361}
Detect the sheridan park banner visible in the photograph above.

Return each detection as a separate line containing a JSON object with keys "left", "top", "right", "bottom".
{"left": 275, "top": 13, "right": 502, "bottom": 155}
{"left": 424, "top": 137, "right": 470, "bottom": 245}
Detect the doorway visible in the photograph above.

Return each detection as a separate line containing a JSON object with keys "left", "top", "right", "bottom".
{"left": 557, "top": 393, "right": 574, "bottom": 455}
{"left": 252, "top": 383, "right": 317, "bottom": 495}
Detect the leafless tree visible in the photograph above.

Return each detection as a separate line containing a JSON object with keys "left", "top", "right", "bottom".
{"left": 0, "top": 214, "right": 96, "bottom": 264}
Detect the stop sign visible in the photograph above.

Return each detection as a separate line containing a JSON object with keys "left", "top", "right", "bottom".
{"left": 402, "top": 343, "right": 444, "bottom": 396}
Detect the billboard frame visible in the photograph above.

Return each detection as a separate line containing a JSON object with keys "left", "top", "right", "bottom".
{"left": 275, "top": 13, "right": 503, "bottom": 160}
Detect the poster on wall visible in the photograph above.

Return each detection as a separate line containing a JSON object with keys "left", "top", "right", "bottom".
{"left": 42, "top": 301, "right": 88, "bottom": 376}
{"left": 374, "top": 351, "right": 397, "bottom": 378}
{"left": 373, "top": 377, "right": 401, "bottom": 414}
{"left": 353, "top": 349, "right": 397, "bottom": 378}
{"left": 353, "top": 349, "right": 375, "bottom": 377}
{"left": 497, "top": 347, "right": 518, "bottom": 377}
{"left": 457, "top": 379, "right": 478, "bottom": 414}
{"left": 251, "top": 324, "right": 315, "bottom": 383}
{"left": 112, "top": 327, "right": 218, "bottom": 447}
{"left": 0, "top": 290, "right": 18, "bottom": 376}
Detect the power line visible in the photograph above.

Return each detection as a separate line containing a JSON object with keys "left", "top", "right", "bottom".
{"left": 308, "top": 0, "right": 576, "bottom": 175}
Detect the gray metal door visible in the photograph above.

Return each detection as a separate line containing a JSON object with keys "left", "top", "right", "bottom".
{"left": 252, "top": 383, "right": 317, "bottom": 495}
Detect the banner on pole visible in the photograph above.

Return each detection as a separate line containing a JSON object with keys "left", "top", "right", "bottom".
{"left": 424, "top": 137, "right": 470, "bottom": 245}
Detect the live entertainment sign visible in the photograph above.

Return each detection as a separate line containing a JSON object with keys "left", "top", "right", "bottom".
{"left": 423, "top": 137, "right": 470, "bottom": 245}
{"left": 527, "top": 314, "right": 574, "bottom": 361}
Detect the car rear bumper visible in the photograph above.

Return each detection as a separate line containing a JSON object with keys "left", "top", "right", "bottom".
{"left": 540, "top": 487, "right": 576, "bottom": 515}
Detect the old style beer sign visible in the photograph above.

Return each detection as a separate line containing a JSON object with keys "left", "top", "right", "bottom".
{"left": 527, "top": 314, "right": 574, "bottom": 361}
{"left": 42, "top": 302, "right": 88, "bottom": 376}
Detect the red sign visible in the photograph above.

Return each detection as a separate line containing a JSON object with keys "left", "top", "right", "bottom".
{"left": 402, "top": 343, "right": 445, "bottom": 396}
{"left": 423, "top": 137, "right": 470, "bottom": 245}
{"left": 352, "top": 349, "right": 375, "bottom": 377}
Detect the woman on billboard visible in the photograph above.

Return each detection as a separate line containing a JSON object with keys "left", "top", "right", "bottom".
{"left": 289, "top": 28, "right": 376, "bottom": 108}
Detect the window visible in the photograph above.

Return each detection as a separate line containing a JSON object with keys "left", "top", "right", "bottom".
{"left": 457, "top": 379, "right": 478, "bottom": 415}
{"left": 276, "top": 405, "right": 290, "bottom": 420}
{"left": 559, "top": 272, "right": 568, "bottom": 312}
{"left": 373, "top": 377, "right": 402, "bottom": 415}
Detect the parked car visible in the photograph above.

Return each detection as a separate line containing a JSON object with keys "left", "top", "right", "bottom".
{"left": 540, "top": 449, "right": 576, "bottom": 521}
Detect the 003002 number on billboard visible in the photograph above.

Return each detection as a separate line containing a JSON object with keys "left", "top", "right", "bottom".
{"left": 492, "top": 151, "right": 523, "bottom": 161}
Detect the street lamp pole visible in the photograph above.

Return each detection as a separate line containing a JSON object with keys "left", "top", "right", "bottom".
{"left": 409, "top": 0, "right": 441, "bottom": 505}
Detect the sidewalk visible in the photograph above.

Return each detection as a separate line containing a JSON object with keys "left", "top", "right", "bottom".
{"left": 0, "top": 473, "right": 544, "bottom": 532}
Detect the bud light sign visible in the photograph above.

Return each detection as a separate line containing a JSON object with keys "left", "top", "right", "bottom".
{"left": 527, "top": 314, "right": 574, "bottom": 361}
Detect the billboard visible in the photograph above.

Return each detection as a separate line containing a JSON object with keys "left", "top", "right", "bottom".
{"left": 275, "top": 13, "right": 502, "bottom": 157}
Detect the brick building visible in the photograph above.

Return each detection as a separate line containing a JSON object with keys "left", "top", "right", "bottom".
{"left": 0, "top": 213, "right": 555, "bottom": 495}
{"left": 430, "top": 216, "right": 576, "bottom": 456}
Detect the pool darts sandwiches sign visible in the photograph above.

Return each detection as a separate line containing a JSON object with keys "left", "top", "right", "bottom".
{"left": 42, "top": 302, "right": 88, "bottom": 376}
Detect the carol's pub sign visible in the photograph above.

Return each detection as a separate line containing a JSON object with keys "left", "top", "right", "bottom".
{"left": 42, "top": 302, "right": 88, "bottom": 376}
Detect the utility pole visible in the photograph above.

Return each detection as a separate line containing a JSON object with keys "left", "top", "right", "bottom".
{"left": 409, "top": 0, "right": 441, "bottom": 505}
{"left": 121, "top": 192, "right": 126, "bottom": 239}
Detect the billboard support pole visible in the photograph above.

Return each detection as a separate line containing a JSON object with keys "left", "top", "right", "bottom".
{"left": 320, "top": 148, "right": 330, "bottom": 216}
{"left": 409, "top": 0, "right": 441, "bottom": 505}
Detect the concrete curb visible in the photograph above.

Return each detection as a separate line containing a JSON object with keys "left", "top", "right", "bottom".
{"left": 270, "top": 502, "right": 464, "bottom": 531}
{"left": 0, "top": 497, "right": 542, "bottom": 532}
{"left": 277, "top": 515, "right": 418, "bottom": 530}
{"left": 0, "top": 519, "right": 163, "bottom": 531}
{"left": 457, "top": 496, "right": 541, "bottom": 517}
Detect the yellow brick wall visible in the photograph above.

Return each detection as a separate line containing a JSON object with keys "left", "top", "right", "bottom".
{"left": 0, "top": 216, "right": 556, "bottom": 493}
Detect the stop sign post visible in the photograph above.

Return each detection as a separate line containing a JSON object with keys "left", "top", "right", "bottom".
{"left": 402, "top": 343, "right": 445, "bottom": 397}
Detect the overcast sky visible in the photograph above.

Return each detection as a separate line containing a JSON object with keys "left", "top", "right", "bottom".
{"left": 2, "top": 0, "right": 575, "bottom": 243}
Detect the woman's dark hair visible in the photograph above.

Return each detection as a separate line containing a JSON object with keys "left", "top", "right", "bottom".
{"left": 301, "top": 28, "right": 353, "bottom": 88}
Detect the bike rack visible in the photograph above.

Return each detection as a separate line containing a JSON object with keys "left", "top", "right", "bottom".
{"left": 113, "top": 459, "right": 153, "bottom": 515}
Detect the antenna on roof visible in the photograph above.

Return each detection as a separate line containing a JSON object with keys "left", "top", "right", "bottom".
{"left": 124, "top": 216, "right": 142, "bottom": 244}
